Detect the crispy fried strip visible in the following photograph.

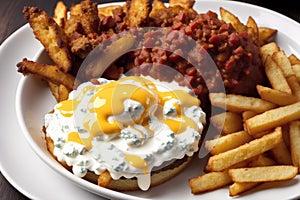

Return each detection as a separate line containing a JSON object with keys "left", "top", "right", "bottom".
{"left": 53, "top": 1, "right": 68, "bottom": 28}
{"left": 22, "top": 6, "right": 72, "bottom": 73}
{"left": 244, "top": 101, "right": 300, "bottom": 135}
{"left": 17, "top": 58, "right": 77, "bottom": 90}
{"left": 205, "top": 127, "right": 282, "bottom": 172}
{"left": 126, "top": 0, "right": 151, "bottom": 27}
{"left": 79, "top": 0, "right": 100, "bottom": 34}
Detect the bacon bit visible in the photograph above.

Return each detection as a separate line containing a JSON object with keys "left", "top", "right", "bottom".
{"left": 225, "top": 56, "right": 235, "bottom": 71}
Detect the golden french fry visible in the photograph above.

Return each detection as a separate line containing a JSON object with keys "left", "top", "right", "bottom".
{"left": 270, "top": 140, "right": 292, "bottom": 165}
{"left": 17, "top": 58, "right": 77, "bottom": 90}
{"left": 205, "top": 127, "right": 282, "bottom": 172}
{"left": 256, "top": 85, "right": 297, "bottom": 106}
{"left": 229, "top": 182, "right": 259, "bottom": 197}
{"left": 209, "top": 93, "right": 276, "bottom": 114}
{"left": 220, "top": 7, "right": 247, "bottom": 33}
{"left": 205, "top": 131, "right": 253, "bottom": 155}
{"left": 169, "top": 0, "right": 195, "bottom": 9}
{"left": 264, "top": 55, "right": 292, "bottom": 94}
{"left": 210, "top": 112, "right": 243, "bottom": 135}
{"left": 249, "top": 154, "right": 276, "bottom": 167}
{"left": 246, "top": 16, "right": 259, "bottom": 45}
{"left": 242, "top": 111, "right": 257, "bottom": 121}
{"left": 229, "top": 155, "right": 276, "bottom": 196}
{"left": 289, "top": 54, "right": 300, "bottom": 65}
{"left": 53, "top": 1, "right": 67, "bottom": 28}
{"left": 189, "top": 171, "right": 231, "bottom": 194}
{"left": 272, "top": 50, "right": 300, "bottom": 98}
{"left": 258, "top": 27, "right": 277, "bottom": 46}
{"left": 289, "top": 120, "right": 300, "bottom": 173}
{"left": 259, "top": 42, "right": 280, "bottom": 64}
{"left": 272, "top": 50, "right": 294, "bottom": 77}
{"left": 292, "top": 64, "right": 300, "bottom": 82}
{"left": 228, "top": 165, "right": 298, "bottom": 183}
{"left": 244, "top": 102, "right": 300, "bottom": 135}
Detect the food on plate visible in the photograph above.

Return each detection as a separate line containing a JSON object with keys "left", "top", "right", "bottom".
{"left": 43, "top": 75, "right": 206, "bottom": 191}
{"left": 228, "top": 165, "right": 298, "bottom": 183}
{"left": 16, "top": 0, "right": 300, "bottom": 197}
{"left": 22, "top": 6, "right": 73, "bottom": 73}
{"left": 19, "top": 0, "right": 269, "bottom": 109}
{"left": 205, "top": 127, "right": 282, "bottom": 172}
{"left": 209, "top": 111, "right": 243, "bottom": 135}
{"left": 192, "top": 24, "right": 300, "bottom": 195}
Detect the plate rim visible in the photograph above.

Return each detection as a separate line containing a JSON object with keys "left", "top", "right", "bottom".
{"left": 2, "top": 1, "right": 300, "bottom": 199}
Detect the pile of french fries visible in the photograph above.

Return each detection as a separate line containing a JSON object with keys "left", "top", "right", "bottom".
{"left": 189, "top": 20, "right": 300, "bottom": 198}
{"left": 16, "top": 0, "right": 300, "bottom": 197}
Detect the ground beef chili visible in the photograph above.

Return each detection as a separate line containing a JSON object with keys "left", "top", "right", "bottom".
{"left": 84, "top": 8, "right": 266, "bottom": 110}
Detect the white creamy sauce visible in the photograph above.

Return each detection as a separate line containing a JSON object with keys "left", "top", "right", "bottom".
{"left": 44, "top": 75, "right": 206, "bottom": 191}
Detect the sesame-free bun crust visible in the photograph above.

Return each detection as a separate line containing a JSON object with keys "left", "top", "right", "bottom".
{"left": 45, "top": 135, "right": 194, "bottom": 191}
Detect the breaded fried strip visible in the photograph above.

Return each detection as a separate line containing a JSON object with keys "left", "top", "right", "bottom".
{"left": 126, "top": 0, "right": 151, "bottom": 27}
{"left": 17, "top": 58, "right": 77, "bottom": 90}
{"left": 23, "top": 6, "right": 72, "bottom": 73}
{"left": 79, "top": 0, "right": 100, "bottom": 34}
{"left": 53, "top": 1, "right": 67, "bottom": 28}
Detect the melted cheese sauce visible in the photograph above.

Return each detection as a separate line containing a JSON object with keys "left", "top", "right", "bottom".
{"left": 44, "top": 75, "right": 206, "bottom": 191}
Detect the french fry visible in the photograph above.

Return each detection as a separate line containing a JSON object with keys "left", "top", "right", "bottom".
{"left": 242, "top": 111, "right": 257, "bottom": 121}
{"left": 289, "top": 54, "right": 300, "bottom": 65}
{"left": 292, "top": 64, "right": 300, "bottom": 82}
{"left": 220, "top": 7, "right": 247, "bottom": 33}
{"left": 228, "top": 165, "right": 298, "bottom": 183}
{"left": 189, "top": 171, "right": 232, "bottom": 194}
{"left": 210, "top": 112, "right": 243, "bottom": 135}
{"left": 264, "top": 55, "right": 292, "bottom": 94}
{"left": 22, "top": 6, "right": 73, "bottom": 73}
{"left": 244, "top": 102, "right": 300, "bottom": 135}
{"left": 17, "top": 58, "right": 77, "bottom": 90}
{"left": 289, "top": 120, "right": 300, "bottom": 173}
{"left": 259, "top": 42, "right": 280, "bottom": 64}
{"left": 209, "top": 93, "right": 276, "bottom": 114}
{"left": 272, "top": 50, "right": 300, "bottom": 99}
{"left": 205, "top": 127, "right": 282, "bottom": 172}
{"left": 258, "top": 27, "right": 277, "bottom": 46}
{"left": 205, "top": 131, "right": 253, "bottom": 155}
{"left": 53, "top": 1, "right": 67, "bottom": 28}
{"left": 272, "top": 50, "right": 294, "bottom": 77}
{"left": 169, "top": 0, "right": 195, "bottom": 9}
{"left": 246, "top": 16, "right": 259, "bottom": 45}
{"left": 229, "top": 182, "right": 259, "bottom": 197}
{"left": 229, "top": 155, "right": 276, "bottom": 196}
{"left": 270, "top": 140, "right": 292, "bottom": 165}
{"left": 256, "top": 85, "right": 297, "bottom": 106}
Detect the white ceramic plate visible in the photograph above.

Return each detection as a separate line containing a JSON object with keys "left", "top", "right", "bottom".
{"left": 1, "top": 1, "right": 300, "bottom": 200}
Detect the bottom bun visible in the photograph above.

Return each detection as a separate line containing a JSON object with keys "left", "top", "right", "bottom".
{"left": 45, "top": 135, "right": 194, "bottom": 191}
